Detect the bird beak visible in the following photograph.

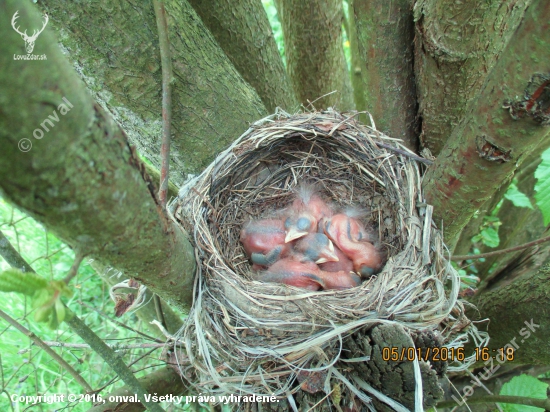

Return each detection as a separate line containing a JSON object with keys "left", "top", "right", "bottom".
{"left": 285, "top": 228, "right": 308, "bottom": 243}
{"left": 315, "top": 241, "right": 339, "bottom": 264}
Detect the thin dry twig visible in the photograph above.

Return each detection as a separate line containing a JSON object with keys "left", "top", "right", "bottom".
{"left": 0, "top": 309, "right": 93, "bottom": 393}
{"left": 153, "top": 0, "right": 173, "bottom": 333}
{"left": 452, "top": 234, "right": 550, "bottom": 261}
{"left": 31, "top": 341, "right": 166, "bottom": 350}
{"left": 153, "top": 0, "right": 173, "bottom": 208}
{"left": 63, "top": 251, "right": 85, "bottom": 284}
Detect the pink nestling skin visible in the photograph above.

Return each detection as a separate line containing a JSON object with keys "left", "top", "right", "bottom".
{"left": 319, "top": 245, "right": 354, "bottom": 274}
{"left": 320, "top": 214, "right": 384, "bottom": 278}
{"left": 240, "top": 219, "right": 290, "bottom": 268}
{"left": 284, "top": 184, "right": 333, "bottom": 242}
{"left": 294, "top": 233, "right": 339, "bottom": 264}
{"left": 256, "top": 255, "right": 325, "bottom": 290}
{"left": 314, "top": 270, "right": 362, "bottom": 290}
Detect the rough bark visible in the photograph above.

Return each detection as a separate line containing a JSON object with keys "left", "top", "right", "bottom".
{"left": 188, "top": 0, "right": 298, "bottom": 113}
{"left": 347, "top": 0, "right": 368, "bottom": 124}
{"left": 468, "top": 264, "right": 550, "bottom": 365}
{"left": 279, "top": 0, "right": 355, "bottom": 111}
{"left": 422, "top": 0, "right": 550, "bottom": 245}
{"left": 40, "top": 0, "right": 267, "bottom": 185}
{"left": 414, "top": 0, "right": 532, "bottom": 155}
{"left": 353, "top": 0, "right": 418, "bottom": 150}
{"left": 0, "top": 0, "right": 195, "bottom": 312}
{"left": 87, "top": 367, "right": 186, "bottom": 412}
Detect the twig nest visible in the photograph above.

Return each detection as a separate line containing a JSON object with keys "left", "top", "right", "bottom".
{"left": 170, "top": 110, "right": 476, "bottom": 409}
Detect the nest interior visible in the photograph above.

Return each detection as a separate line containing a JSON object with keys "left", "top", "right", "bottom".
{"left": 171, "top": 110, "right": 470, "bottom": 408}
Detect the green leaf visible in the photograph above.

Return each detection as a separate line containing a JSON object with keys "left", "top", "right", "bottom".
{"left": 0, "top": 268, "right": 48, "bottom": 295}
{"left": 535, "top": 147, "right": 550, "bottom": 225}
{"left": 480, "top": 228, "right": 500, "bottom": 248}
{"left": 499, "top": 375, "right": 548, "bottom": 412}
{"left": 505, "top": 182, "right": 534, "bottom": 209}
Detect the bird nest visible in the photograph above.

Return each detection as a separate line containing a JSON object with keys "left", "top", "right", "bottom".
{"left": 169, "top": 110, "right": 482, "bottom": 410}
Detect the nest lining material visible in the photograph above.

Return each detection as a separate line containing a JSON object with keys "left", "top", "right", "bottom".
{"left": 169, "top": 109, "right": 480, "bottom": 407}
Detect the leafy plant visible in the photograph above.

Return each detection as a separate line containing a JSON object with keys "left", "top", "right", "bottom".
{"left": 499, "top": 374, "right": 548, "bottom": 412}
{"left": 472, "top": 215, "right": 502, "bottom": 248}
{"left": 504, "top": 180, "right": 534, "bottom": 209}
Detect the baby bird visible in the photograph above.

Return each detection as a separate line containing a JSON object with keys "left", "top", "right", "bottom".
{"left": 294, "top": 233, "right": 339, "bottom": 264}
{"left": 284, "top": 183, "right": 333, "bottom": 242}
{"left": 319, "top": 245, "right": 354, "bottom": 274}
{"left": 315, "top": 269, "right": 362, "bottom": 290}
{"left": 240, "top": 219, "right": 290, "bottom": 269}
{"left": 255, "top": 254, "right": 325, "bottom": 290}
{"left": 320, "top": 213, "right": 384, "bottom": 278}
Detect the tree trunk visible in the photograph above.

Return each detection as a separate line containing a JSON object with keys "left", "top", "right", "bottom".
{"left": 0, "top": 0, "right": 195, "bottom": 312}
{"left": 422, "top": 0, "right": 550, "bottom": 245}
{"left": 279, "top": 0, "right": 355, "bottom": 111}
{"left": 353, "top": 0, "right": 418, "bottom": 150}
{"left": 414, "top": 0, "right": 532, "bottom": 155}
{"left": 188, "top": 0, "right": 298, "bottom": 113}
{"left": 469, "top": 264, "right": 550, "bottom": 364}
{"left": 40, "top": 0, "right": 267, "bottom": 185}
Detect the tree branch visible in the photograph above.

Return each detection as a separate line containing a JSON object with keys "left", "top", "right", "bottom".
{"left": 0, "top": 309, "right": 93, "bottom": 394}
{"left": 354, "top": 0, "right": 418, "bottom": 150}
{"left": 0, "top": 0, "right": 195, "bottom": 312}
{"left": 188, "top": 0, "right": 298, "bottom": 113}
{"left": 347, "top": 0, "right": 368, "bottom": 124}
{"left": 152, "top": 0, "right": 174, "bottom": 332}
{"left": 63, "top": 251, "right": 85, "bottom": 284}
{"left": 39, "top": 0, "right": 267, "bottom": 184}
{"left": 452, "top": 235, "right": 550, "bottom": 261}
{"left": 40, "top": 341, "right": 166, "bottom": 350}
{"left": 66, "top": 314, "right": 166, "bottom": 412}
{"left": 279, "top": 0, "right": 355, "bottom": 111}
{"left": 0, "top": 229, "right": 34, "bottom": 273}
{"left": 153, "top": 0, "right": 173, "bottom": 209}
{"left": 423, "top": 0, "right": 550, "bottom": 245}
{"left": 414, "top": 0, "right": 532, "bottom": 155}
{"left": 0, "top": 227, "right": 176, "bottom": 409}
{"left": 437, "top": 394, "right": 550, "bottom": 409}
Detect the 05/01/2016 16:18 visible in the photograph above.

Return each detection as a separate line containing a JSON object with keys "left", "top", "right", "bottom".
{"left": 381, "top": 346, "right": 515, "bottom": 363}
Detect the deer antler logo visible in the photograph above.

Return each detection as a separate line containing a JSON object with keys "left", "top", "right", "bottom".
{"left": 11, "top": 11, "right": 49, "bottom": 54}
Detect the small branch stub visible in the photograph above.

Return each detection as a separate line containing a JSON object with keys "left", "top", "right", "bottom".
{"left": 503, "top": 73, "right": 550, "bottom": 125}
{"left": 475, "top": 135, "right": 512, "bottom": 163}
